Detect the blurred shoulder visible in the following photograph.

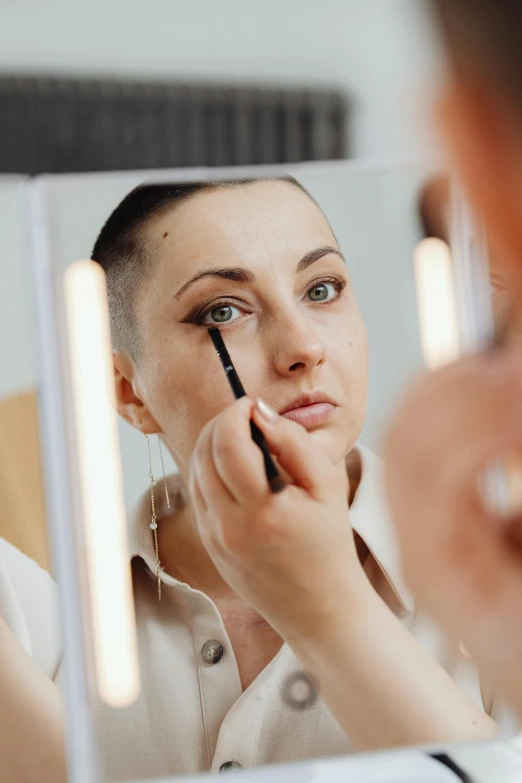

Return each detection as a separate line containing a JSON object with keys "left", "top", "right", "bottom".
{"left": 0, "top": 536, "right": 61, "bottom": 677}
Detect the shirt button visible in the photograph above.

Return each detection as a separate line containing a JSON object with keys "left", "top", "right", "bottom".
{"left": 219, "top": 761, "right": 243, "bottom": 771}
{"left": 281, "top": 671, "right": 318, "bottom": 710}
{"left": 201, "top": 639, "right": 224, "bottom": 665}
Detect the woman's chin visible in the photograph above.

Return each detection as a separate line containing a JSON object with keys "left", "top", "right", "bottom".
{"left": 308, "top": 428, "right": 348, "bottom": 464}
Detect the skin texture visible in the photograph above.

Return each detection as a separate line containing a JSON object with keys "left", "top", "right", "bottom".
{"left": 385, "top": 352, "right": 522, "bottom": 700}
{"left": 116, "top": 180, "right": 368, "bottom": 470}
{"left": 383, "top": 57, "right": 522, "bottom": 718}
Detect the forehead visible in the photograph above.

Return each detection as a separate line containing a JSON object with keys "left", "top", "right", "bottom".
{"left": 145, "top": 181, "right": 337, "bottom": 275}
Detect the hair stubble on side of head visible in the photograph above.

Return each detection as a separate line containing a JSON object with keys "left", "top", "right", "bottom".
{"left": 91, "top": 177, "right": 315, "bottom": 361}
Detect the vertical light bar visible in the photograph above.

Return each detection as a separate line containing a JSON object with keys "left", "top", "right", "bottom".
{"left": 414, "top": 238, "right": 460, "bottom": 370}
{"left": 64, "top": 260, "right": 140, "bottom": 708}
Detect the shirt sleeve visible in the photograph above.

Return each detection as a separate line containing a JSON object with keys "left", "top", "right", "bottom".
{"left": 490, "top": 695, "right": 522, "bottom": 739}
{"left": 479, "top": 671, "right": 521, "bottom": 738}
{"left": 0, "top": 536, "right": 62, "bottom": 679}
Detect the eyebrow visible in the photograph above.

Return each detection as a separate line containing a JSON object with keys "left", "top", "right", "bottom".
{"left": 174, "top": 245, "right": 345, "bottom": 300}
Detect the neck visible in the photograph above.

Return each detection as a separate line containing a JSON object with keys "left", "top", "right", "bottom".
{"left": 158, "top": 498, "right": 234, "bottom": 597}
{"left": 157, "top": 447, "right": 364, "bottom": 597}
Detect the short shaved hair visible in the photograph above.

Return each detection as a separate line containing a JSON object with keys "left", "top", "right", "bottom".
{"left": 92, "top": 177, "right": 312, "bottom": 360}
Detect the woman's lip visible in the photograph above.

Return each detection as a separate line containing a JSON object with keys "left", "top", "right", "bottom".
{"left": 279, "top": 392, "right": 337, "bottom": 414}
{"left": 281, "top": 402, "right": 336, "bottom": 429}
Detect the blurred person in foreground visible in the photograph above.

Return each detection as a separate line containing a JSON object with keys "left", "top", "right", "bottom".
{"left": 385, "top": 0, "right": 522, "bottom": 721}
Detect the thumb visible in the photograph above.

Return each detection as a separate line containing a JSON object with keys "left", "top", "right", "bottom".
{"left": 252, "top": 398, "right": 337, "bottom": 500}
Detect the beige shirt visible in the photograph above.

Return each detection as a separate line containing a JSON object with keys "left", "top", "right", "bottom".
{"left": 0, "top": 447, "right": 517, "bottom": 781}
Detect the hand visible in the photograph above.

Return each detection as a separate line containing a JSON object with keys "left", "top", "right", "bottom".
{"left": 190, "top": 395, "right": 498, "bottom": 747}
{"left": 383, "top": 349, "right": 522, "bottom": 714}
{"left": 188, "top": 397, "right": 369, "bottom": 644}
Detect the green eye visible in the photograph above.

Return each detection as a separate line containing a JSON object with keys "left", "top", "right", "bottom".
{"left": 200, "top": 303, "right": 243, "bottom": 325}
{"left": 210, "top": 305, "right": 233, "bottom": 322}
{"left": 308, "top": 283, "right": 330, "bottom": 302}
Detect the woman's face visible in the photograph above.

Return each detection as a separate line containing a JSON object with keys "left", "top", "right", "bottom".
{"left": 125, "top": 180, "right": 368, "bottom": 477}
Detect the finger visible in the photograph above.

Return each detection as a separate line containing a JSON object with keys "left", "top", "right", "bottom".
{"left": 191, "top": 416, "right": 237, "bottom": 510}
{"left": 211, "top": 396, "right": 268, "bottom": 505}
{"left": 189, "top": 460, "right": 228, "bottom": 557}
{"left": 411, "top": 356, "right": 522, "bottom": 450}
{"left": 188, "top": 463, "right": 224, "bottom": 554}
{"left": 387, "top": 353, "right": 522, "bottom": 491}
{"left": 384, "top": 355, "right": 522, "bottom": 567}
{"left": 251, "top": 399, "right": 336, "bottom": 501}
{"left": 188, "top": 461, "right": 207, "bottom": 513}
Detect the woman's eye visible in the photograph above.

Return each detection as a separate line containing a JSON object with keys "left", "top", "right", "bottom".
{"left": 201, "top": 304, "right": 242, "bottom": 325}
{"left": 307, "top": 282, "right": 338, "bottom": 303}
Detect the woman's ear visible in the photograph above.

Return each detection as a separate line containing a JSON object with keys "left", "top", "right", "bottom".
{"left": 113, "top": 351, "right": 160, "bottom": 434}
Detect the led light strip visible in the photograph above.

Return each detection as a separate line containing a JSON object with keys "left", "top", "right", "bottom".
{"left": 414, "top": 237, "right": 460, "bottom": 371}
{"left": 64, "top": 259, "right": 140, "bottom": 708}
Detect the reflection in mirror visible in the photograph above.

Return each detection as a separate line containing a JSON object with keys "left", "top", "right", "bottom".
{"left": 1, "top": 167, "right": 519, "bottom": 783}
{"left": 0, "top": 179, "right": 49, "bottom": 570}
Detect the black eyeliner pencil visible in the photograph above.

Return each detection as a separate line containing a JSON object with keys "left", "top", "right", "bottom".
{"left": 208, "top": 327, "right": 285, "bottom": 494}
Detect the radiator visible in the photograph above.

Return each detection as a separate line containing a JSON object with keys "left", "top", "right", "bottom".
{"left": 0, "top": 75, "right": 348, "bottom": 174}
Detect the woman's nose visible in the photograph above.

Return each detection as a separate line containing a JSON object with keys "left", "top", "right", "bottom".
{"left": 270, "top": 314, "right": 326, "bottom": 377}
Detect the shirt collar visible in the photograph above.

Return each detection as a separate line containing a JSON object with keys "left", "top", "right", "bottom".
{"left": 129, "top": 446, "right": 413, "bottom": 613}
{"left": 349, "top": 446, "right": 414, "bottom": 612}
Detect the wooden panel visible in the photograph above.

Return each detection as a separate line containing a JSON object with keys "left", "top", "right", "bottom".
{"left": 0, "top": 389, "right": 50, "bottom": 572}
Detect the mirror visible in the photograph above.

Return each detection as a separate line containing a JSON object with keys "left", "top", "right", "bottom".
{"left": 0, "top": 177, "right": 50, "bottom": 570}
{"left": 2, "top": 164, "right": 518, "bottom": 783}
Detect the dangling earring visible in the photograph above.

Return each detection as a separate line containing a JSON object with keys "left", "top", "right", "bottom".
{"left": 157, "top": 435, "right": 171, "bottom": 510}
{"left": 140, "top": 423, "right": 162, "bottom": 602}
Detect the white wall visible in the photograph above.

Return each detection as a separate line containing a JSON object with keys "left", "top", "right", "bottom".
{"left": 0, "top": 0, "right": 443, "bottom": 161}
{"left": 0, "top": 177, "right": 34, "bottom": 398}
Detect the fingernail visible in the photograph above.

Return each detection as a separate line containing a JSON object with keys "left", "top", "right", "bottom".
{"left": 255, "top": 398, "right": 279, "bottom": 422}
